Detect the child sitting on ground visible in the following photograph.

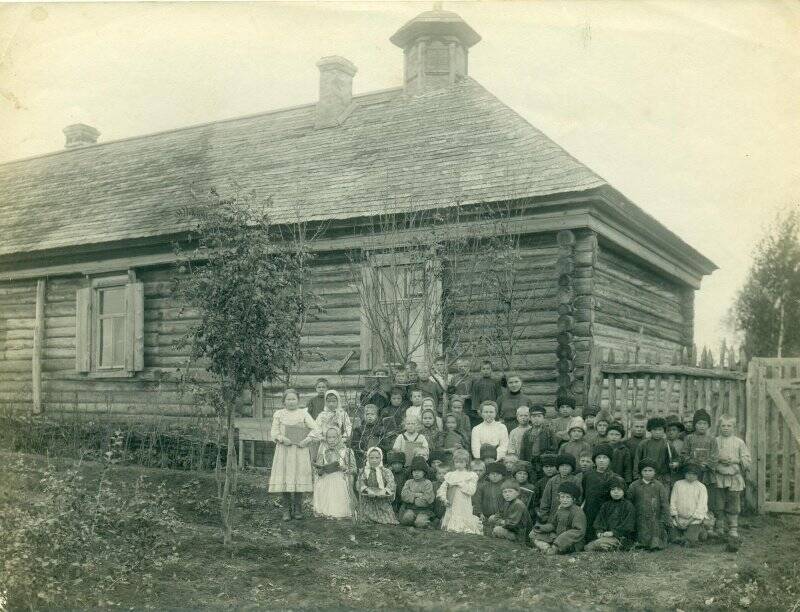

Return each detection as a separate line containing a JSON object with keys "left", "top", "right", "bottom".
{"left": 670, "top": 462, "right": 709, "bottom": 546}
{"left": 473, "top": 461, "right": 506, "bottom": 523}
{"left": 585, "top": 476, "right": 635, "bottom": 551}
{"left": 512, "top": 460, "right": 536, "bottom": 513}
{"left": 538, "top": 454, "right": 582, "bottom": 524}
{"left": 531, "top": 453, "right": 558, "bottom": 522}
{"left": 488, "top": 479, "right": 532, "bottom": 544}
{"left": 606, "top": 422, "right": 633, "bottom": 483}
{"left": 356, "top": 447, "right": 399, "bottom": 525}
{"left": 560, "top": 417, "right": 592, "bottom": 464}
{"left": 438, "top": 449, "right": 483, "bottom": 535}
{"left": 399, "top": 456, "right": 436, "bottom": 529}
{"left": 392, "top": 417, "right": 429, "bottom": 466}
{"left": 386, "top": 451, "right": 407, "bottom": 514}
{"left": 530, "top": 481, "right": 586, "bottom": 555}
{"left": 507, "top": 406, "right": 532, "bottom": 458}
{"left": 711, "top": 415, "right": 752, "bottom": 540}
{"left": 627, "top": 458, "right": 670, "bottom": 550}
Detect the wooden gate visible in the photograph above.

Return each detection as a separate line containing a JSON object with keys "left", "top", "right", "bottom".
{"left": 748, "top": 358, "right": 800, "bottom": 513}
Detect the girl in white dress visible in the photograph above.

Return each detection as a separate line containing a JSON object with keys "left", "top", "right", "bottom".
{"left": 269, "top": 389, "right": 320, "bottom": 521}
{"left": 313, "top": 427, "right": 357, "bottom": 519}
{"left": 438, "top": 449, "right": 483, "bottom": 535}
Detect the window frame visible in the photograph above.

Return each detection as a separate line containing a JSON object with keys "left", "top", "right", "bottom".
{"left": 91, "top": 277, "right": 128, "bottom": 373}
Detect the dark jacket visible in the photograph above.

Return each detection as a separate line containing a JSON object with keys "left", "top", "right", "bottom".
{"left": 593, "top": 497, "right": 636, "bottom": 545}
{"left": 519, "top": 426, "right": 559, "bottom": 464}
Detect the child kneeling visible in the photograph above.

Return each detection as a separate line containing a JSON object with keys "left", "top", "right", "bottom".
{"left": 670, "top": 462, "right": 710, "bottom": 546}
{"left": 530, "top": 481, "right": 586, "bottom": 555}
{"left": 399, "top": 456, "right": 436, "bottom": 528}
{"left": 487, "top": 479, "right": 532, "bottom": 545}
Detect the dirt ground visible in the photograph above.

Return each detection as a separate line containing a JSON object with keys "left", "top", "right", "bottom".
{"left": 2, "top": 451, "right": 799, "bottom": 611}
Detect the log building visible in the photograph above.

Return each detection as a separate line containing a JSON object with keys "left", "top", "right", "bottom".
{"left": 0, "top": 8, "right": 715, "bottom": 425}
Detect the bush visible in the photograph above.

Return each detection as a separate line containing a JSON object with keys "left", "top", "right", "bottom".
{"left": 0, "top": 457, "right": 183, "bottom": 609}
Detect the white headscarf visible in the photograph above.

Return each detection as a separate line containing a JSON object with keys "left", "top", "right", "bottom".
{"left": 363, "top": 446, "right": 386, "bottom": 490}
{"left": 321, "top": 389, "right": 347, "bottom": 433}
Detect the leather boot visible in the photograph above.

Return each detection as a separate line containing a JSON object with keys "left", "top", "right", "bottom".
{"left": 292, "top": 493, "right": 304, "bottom": 519}
{"left": 727, "top": 513, "right": 739, "bottom": 538}
{"left": 281, "top": 493, "right": 292, "bottom": 521}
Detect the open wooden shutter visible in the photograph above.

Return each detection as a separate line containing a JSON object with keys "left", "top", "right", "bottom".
{"left": 75, "top": 286, "right": 92, "bottom": 373}
{"left": 359, "top": 263, "right": 374, "bottom": 371}
{"left": 125, "top": 281, "right": 145, "bottom": 372}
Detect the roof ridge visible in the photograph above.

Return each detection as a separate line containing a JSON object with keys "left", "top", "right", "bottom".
{"left": 0, "top": 85, "right": 405, "bottom": 167}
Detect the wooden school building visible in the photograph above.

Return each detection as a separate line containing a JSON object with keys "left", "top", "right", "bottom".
{"left": 0, "top": 8, "right": 716, "bottom": 424}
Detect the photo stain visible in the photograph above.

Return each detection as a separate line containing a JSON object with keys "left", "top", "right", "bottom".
{"left": 31, "top": 6, "right": 48, "bottom": 22}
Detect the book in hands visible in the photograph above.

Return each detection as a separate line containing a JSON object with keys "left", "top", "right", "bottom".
{"left": 317, "top": 461, "right": 341, "bottom": 475}
{"left": 284, "top": 424, "right": 310, "bottom": 445}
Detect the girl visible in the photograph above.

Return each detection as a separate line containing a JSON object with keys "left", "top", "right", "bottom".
{"left": 421, "top": 396, "right": 443, "bottom": 428}
{"left": 437, "top": 449, "right": 483, "bottom": 535}
{"left": 315, "top": 389, "right": 353, "bottom": 441}
{"left": 356, "top": 447, "right": 399, "bottom": 524}
{"left": 313, "top": 427, "right": 357, "bottom": 519}
{"left": 268, "top": 389, "right": 320, "bottom": 521}
{"left": 419, "top": 407, "right": 440, "bottom": 451}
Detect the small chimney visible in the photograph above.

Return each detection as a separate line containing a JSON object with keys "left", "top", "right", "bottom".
{"left": 63, "top": 123, "right": 100, "bottom": 149}
{"left": 315, "top": 56, "right": 357, "bottom": 129}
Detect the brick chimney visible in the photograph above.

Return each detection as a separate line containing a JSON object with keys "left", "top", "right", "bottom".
{"left": 390, "top": 7, "right": 481, "bottom": 95}
{"left": 315, "top": 56, "right": 357, "bottom": 129}
{"left": 63, "top": 123, "right": 100, "bottom": 149}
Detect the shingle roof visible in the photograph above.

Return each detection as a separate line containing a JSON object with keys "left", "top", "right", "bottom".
{"left": 0, "top": 78, "right": 608, "bottom": 257}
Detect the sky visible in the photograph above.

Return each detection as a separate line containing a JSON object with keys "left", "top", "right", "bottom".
{"left": 1, "top": 0, "right": 799, "bottom": 356}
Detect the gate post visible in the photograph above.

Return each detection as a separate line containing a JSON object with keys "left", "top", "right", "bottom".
{"left": 745, "top": 360, "right": 761, "bottom": 513}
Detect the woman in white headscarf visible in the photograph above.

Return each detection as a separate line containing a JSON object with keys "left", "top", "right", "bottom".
{"left": 356, "top": 447, "right": 398, "bottom": 524}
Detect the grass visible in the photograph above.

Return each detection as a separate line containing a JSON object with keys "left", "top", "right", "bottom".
{"left": 2, "top": 451, "right": 799, "bottom": 611}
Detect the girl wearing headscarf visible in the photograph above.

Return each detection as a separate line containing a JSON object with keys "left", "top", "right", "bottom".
{"left": 269, "top": 389, "right": 320, "bottom": 521}
{"left": 419, "top": 406, "right": 440, "bottom": 451}
{"left": 356, "top": 447, "right": 399, "bottom": 524}
{"left": 313, "top": 427, "right": 357, "bottom": 519}
{"left": 315, "top": 389, "right": 353, "bottom": 441}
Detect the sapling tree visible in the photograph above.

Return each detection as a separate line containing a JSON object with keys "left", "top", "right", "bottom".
{"left": 172, "top": 190, "right": 316, "bottom": 545}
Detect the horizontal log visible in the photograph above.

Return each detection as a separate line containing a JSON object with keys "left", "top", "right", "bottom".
{"left": 40, "top": 402, "right": 216, "bottom": 417}
{"left": 0, "top": 319, "right": 35, "bottom": 331}
{"left": 594, "top": 312, "right": 683, "bottom": 344}
{"left": 600, "top": 363, "right": 747, "bottom": 380}
{"left": 0, "top": 295, "right": 36, "bottom": 307}
{"left": 44, "top": 336, "right": 76, "bottom": 349}
{"left": 42, "top": 358, "right": 78, "bottom": 372}
{"left": 44, "top": 302, "right": 76, "bottom": 317}
{"left": 46, "top": 316, "right": 76, "bottom": 329}
{"left": 0, "top": 359, "right": 31, "bottom": 372}
{"left": 0, "top": 338, "right": 34, "bottom": 350}
{"left": 1, "top": 348, "right": 33, "bottom": 360}
{"left": 44, "top": 326, "right": 75, "bottom": 339}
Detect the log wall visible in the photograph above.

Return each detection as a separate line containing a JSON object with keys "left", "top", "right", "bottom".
{"left": 0, "top": 280, "right": 37, "bottom": 413}
{"left": 592, "top": 243, "right": 689, "bottom": 358}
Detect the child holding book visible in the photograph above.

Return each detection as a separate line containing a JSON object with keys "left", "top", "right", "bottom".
{"left": 438, "top": 449, "right": 483, "bottom": 535}
{"left": 313, "top": 427, "right": 357, "bottom": 519}
{"left": 269, "top": 389, "right": 320, "bottom": 521}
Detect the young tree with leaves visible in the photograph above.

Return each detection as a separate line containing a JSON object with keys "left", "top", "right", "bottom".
{"left": 731, "top": 206, "right": 800, "bottom": 358}
{"left": 172, "top": 191, "right": 316, "bottom": 545}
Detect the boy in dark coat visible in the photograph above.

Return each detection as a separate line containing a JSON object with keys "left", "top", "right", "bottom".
{"left": 386, "top": 451, "right": 408, "bottom": 514}
{"left": 627, "top": 457, "right": 670, "bottom": 550}
{"left": 606, "top": 421, "right": 633, "bottom": 483}
{"left": 470, "top": 361, "right": 503, "bottom": 420}
{"left": 531, "top": 453, "right": 558, "bottom": 521}
{"left": 680, "top": 409, "right": 718, "bottom": 488}
{"left": 578, "top": 443, "right": 619, "bottom": 541}
{"left": 625, "top": 414, "right": 648, "bottom": 456}
{"left": 519, "top": 405, "right": 558, "bottom": 469}
{"left": 538, "top": 454, "right": 582, "bottom": 523}
{"left": 531, "top": 481, "right": 586, "bottom": 554}
{"left": 488, "top": 479, "right": 532, "bottom": 544}
{"left": 498, "top": 375, "right": 531, "bottom": 430}
{"left": 585, "top": 476, "right": 636, "bottom": 551}
{"left": 473, "top": 460, "right": 506, "bottom": 521}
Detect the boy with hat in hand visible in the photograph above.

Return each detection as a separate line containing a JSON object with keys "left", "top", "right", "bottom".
{"left": 530, "top": 481, "right": 586, "bottom": 555}
{"left": 627, "top": 457, "right": 670, "bottom": 550}
{"left": 488, "top": 479, "right": 532, "bottom": 544}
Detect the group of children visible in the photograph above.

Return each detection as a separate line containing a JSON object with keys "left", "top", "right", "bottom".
{"left": 268, "top": 362, "right": 752, "bottom": 553}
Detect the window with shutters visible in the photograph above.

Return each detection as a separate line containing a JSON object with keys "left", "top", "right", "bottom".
{"left": 76, "top": 274, "right": 144, "bottom": 377}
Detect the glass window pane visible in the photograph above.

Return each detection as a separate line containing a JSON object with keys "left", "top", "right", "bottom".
{"left": 100, "top": 287, "right": 125, "bottom": 315}
{"left": 112, "top": 317, "right": 126, "bottom": 367}
{"left": 99, "top": 318, "right": 114, "bottom": 367}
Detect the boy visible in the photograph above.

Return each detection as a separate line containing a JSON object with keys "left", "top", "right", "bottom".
{"left": 665, "top": 414, "right": 685, "bottom": 487}
{"left": 473, "top": 461, "right": 506, "bottom": 522}
{"left": 625, "top": 413, "right": 649, "bottom": 456}
{"left": 519, "top": 405, "right": 558, "bottom": 469}
{"left": 590, "top": 411, "right": 612, "bottom": 450}
{"left": 405, "top": 389, "right": 425, "bottom": 424}
{"left": 306, "top": 378, "right": 328, "bottom": 419}
{"left": 606, "top": 421, "right": 633, "bottom": 483}
{"left": 669, "top": 462, "right": 709, "bottom": 546}
{"left": 680, "top": 409, "right": 718, "bottom": 489}
{"left": 381, "top": 386, "right": 409, "bottom": 438}
{"left": 578, "top": 452, "right": 594, "bottom": 474}
{"left": 559, "top": 417, "right": 592, "bottom": 464}
{"left": 470, "top": 458, "right": 486, "bottom": 481}
{"left": 386, "top": 451, "right": 408, "bottom": 514}
{"left": 498, "top": 375, "right": 530, "bottom": 430}
{"left": 579, "top": 444, "right": 618, "bottom": 541}
{"left": 512, "top": 460, "right": 536, "bottom": 513}
{"left": 711, "top": 415, "right": 751, "bottom": 540}
{"left": 448, "top": 396, "right": 472, "bottom": 439}
{"left": 351, "top": 404, "right": 388, "bottom": 467}
{"left": 470, "top": 361, "right": 503, "bottom": 420}
{"left": 471, "top": 401, "right": 509, "bottom": 460}
{"left": 582, "top": 406, "right": 600, "bottom": 446}
{"left": 553, "top": 398, "right": 578, "bottom": 443}
{"left": 530, "top": 481, "right": 586, "bottom": 555}
{"left": 507, "top": 405, "right": 532, "bottom": 458}
{"left": 399, "top": 456, "right": 436, "bottom": 528}
{"left": 501, "top": 452, "right": 520, "bottom": 475}
{"left": 488, "top": 479, "right": 532, "bottom": 545}
{"left": 538, "top": 454, "right": 582, "bottom": 524}
{"left": 392, "top": 417, "right": 429, "bottom": 466}
{"left": 682, "top": 414, "right": 695, "bottom": 438}
{"left": 585, "top": 476, "right": 635, "bottom": 551}
{"left": 633, "top": 417, "right": 672, "bottom": 488}
{"left": 627, "top": 458, "right": 670, "bottom": 550}
{"left": 531, "top": 453, "right": 558, "bottom": 520}
{"left": 414, "top": 364, "right": 442, "bottom": 411}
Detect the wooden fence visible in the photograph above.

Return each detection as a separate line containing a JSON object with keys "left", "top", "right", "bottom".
{"left": 586, "top": 343, "right": 749, "bottom": 439}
